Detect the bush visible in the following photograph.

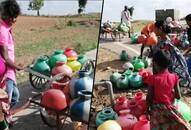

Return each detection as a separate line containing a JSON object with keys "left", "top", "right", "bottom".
{"left": 67, "top": 20, "right": 77, "bottom": 27}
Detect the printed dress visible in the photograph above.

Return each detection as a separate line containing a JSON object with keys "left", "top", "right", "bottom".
{"left": 152, "top": 39, "right": 191, "bottom": 88}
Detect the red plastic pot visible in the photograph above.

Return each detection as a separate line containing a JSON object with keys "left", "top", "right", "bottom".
{"left": 133, "top": 92, "right": 147, "bottom": 113}
{"left": 138, "top": 34, "right": 147, "bottom": 44}
{"left": 128, "top": 100, "right": 144, "bottom": 119}
{"left": 114, "top": 96, "right": 129, "bottom": 113}
{"left": 51, "top": 77, "right": 71, "bottom": 105}
{"left": 133, "top": 115, "right": 150, "bottom": 130}
{"left": 64, "top": 47, "right": 78, "bottom": 60}
{"left": 41, "top": 89, "right": 67, "bottom": 111}
{"left": 117, "top": 109, "right": 138, "bottom": 130}
{"left": 138, "top": 69, "right": 152, "bottom": 83}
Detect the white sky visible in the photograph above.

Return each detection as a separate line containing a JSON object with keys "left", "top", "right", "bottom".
{"left": 102, "top": 0, "right": 191, "bottom": 22}
{"left": 15, "top": 1, "right": 103, "bottom": 16}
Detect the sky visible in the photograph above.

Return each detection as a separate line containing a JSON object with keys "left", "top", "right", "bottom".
{"left": 15, "top": 0, "right": 103, "bottom": 16}
{"left": 102, "top": 0, "right": 191, "bottom": 22}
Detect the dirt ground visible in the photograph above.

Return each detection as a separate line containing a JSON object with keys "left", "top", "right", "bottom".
{"left": 89, "top": 42, "right": 191, "bottom": 129}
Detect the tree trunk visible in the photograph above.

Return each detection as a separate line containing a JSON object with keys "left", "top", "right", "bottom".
{"left": 37, "top": 10, "right": 40, "bottom": 16}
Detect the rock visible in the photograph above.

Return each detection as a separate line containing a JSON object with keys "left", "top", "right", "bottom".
{"left": 96, "top": 105, "right": 104, "bottom": 112}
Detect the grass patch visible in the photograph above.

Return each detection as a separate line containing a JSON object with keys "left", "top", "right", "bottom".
{"left": 132, "top": 20, "right": 153, "bottom": 33}
{"left": 16, "top": 38, "right": 57, "bottom": 57}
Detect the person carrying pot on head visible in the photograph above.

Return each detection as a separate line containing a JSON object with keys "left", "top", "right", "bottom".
{"left": 152, "top": 20, "right": 191, "bottom": 89}
{"left": 139, "top": 22, "right": 156, "bottom": 58}
{"left": 121, "top": 5, "right": 131, "bottom": 29}
{"left": 145, "top": 50, "right": 191, "bottom": 130}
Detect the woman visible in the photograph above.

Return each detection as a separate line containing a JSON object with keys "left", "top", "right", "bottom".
{"left": 139, "top": 22, "right": 155, "bottom": 58}
{"left": 152, "top": 20, "right": 191, "bottom": 89}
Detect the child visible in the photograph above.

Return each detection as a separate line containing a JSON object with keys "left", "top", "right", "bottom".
{"left": 139, "top": 22, "right": 155, "bottom": 58}
{"left": 146, "top": 50, "right": 191, "bottom": 130}
{"left": 0, "top": 0, "right": 24, "bottom": 107}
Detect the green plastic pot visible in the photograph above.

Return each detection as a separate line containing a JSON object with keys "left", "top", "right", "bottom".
{"left": 77, "top": 54, "right": 88, "bottom": 65}
{"left": 123, "top": 69, "right": 133, "bottom": 79}
{"left": 116, "top": 74, "right": 129, "bottom": 89}
{"left": 120, "top": 50, "right": 128, "bottom": 61}
{"left": 32, "top": 56, "right": 50, "bottom": 76}
{"left": 174, "top": 99, "right": 191, "bottom": 123}
{"left": 96, "top": 107, "right": 118, "bottom": 126}
{"left": 131, "top": 34, "right": 138, "bottom": 44}
{"left": 134, "top": 59, "right": 145, "bottom": 71}
{"left": 129, "top": 72, "right": 143, "bottom": 88}
{"left": 110, "top": 72, "right": 122, "bottom": 86}
{"left": 48, "top": 49, "right": 67, "bottom": 69}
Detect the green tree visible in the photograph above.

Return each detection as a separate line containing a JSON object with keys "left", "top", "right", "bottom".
{"left": 28, "top": 0, "right": 44, "bottom": 16}
{"left": 78, "top": 0, "right": 87, "bottom": 14}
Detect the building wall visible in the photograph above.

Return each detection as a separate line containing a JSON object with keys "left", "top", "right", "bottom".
{"left": 155, "top": 9, "right": 180, "bottom": 21}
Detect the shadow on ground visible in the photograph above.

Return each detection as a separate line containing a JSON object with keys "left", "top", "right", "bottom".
{"left": 96, "top": 59, "right": 125, "bottom": 71}
{"left": 11, "top": 80, "right": 74, "bottom": 130}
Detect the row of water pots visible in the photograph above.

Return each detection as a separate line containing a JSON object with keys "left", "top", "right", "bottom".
{"left": 110, "top": 68, "right": 152, "bottom": 89}
{"left": 32, "top": 48, "right": 88, "bottom": 76}
{"left": 96, "top": 92, "right": 150, "bottom": 130}
{"left": 40, "top": 70, "right": 93, "bottom": 122}
{"left": 95, "top": 92, "right": 191, "bottom": 130}
{"left": 120, "top": 51, "right": 150, "bottom": 71}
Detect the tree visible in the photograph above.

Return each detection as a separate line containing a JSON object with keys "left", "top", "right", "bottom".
{"left": 28, "top": 0, "right": 44, "bottom": 16}
{"left": 78, "top": 0, "right": 87, "bottom": 15}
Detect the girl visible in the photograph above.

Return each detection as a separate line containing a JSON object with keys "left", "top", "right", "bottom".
{"left": 152, "top": 20, "right": 191, "bottom": 89}
{"left": 146, "top": 50, "right": 191, "bottom": 130}
{"left": 0, "top": 0, "right": 24, "bottom": 107}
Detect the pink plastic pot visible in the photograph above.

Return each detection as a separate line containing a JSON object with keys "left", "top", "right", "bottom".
{"left": 64, "top": 47, "right": 78, "bottom": 60}
{"left": 133, "top": 115, "right": 150, "bottom": 130}
{"left": 51, "top": 61, "right": 72, "bottom": 77}
{"left": 117, "top": 109, "right": 138, "bottom": 130}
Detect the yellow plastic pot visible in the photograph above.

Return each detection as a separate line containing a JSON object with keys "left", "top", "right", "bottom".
{"left": 97, "top": 120, "right": 121, "bottom": 130}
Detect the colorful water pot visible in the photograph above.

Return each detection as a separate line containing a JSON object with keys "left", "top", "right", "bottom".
{"left": 70, "top": 70, "right": 93, "bottom": 99}
{"left": 48, "top": 49, "right": 67, "bottom": 68}
{"left": 96, "top": 107, "right": 118, "bottom": 126}
{"left": 97, "top": 120, "right": 122, "bottom": 130}
{"left": 70, "top": 90, "right": 92, "bottom": 122}
{"left": 32, "top": 56, "right": 51, "bottom": 76}
{"left": 117, "top": 109, "right": 138, "bottom": 130}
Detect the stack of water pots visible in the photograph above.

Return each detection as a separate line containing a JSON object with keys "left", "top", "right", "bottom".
{"left": 32, "top": 47, "right": 89, "bottom": 77}
{"left": 32, "top": 47, "right": 93, "bottom": 123}
{"left": 110, "top": 53, "right": 152, "bottom": 89}
{"left": 96, "top": 91, "right": 150, "bottom": 130}
{"left": 96, "top": 92, "right": 191, "bottom": 130}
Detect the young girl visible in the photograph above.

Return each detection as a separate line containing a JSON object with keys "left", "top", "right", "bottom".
{"left": 0, "top": 0, "right": 24, "bottom": 107}
{"left": 146, "top": 50, "right": 191, "bottom": 130}
{"left": 152, "top": 20, "right": 191, "bottom": 89}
